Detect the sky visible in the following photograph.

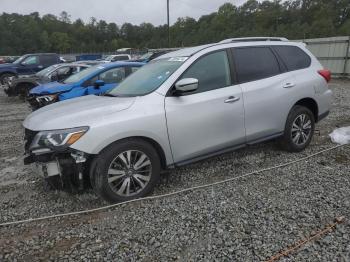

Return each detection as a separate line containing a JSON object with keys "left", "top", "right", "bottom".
{"left": 0, "top": 0, "right": 247, "bottom": 25}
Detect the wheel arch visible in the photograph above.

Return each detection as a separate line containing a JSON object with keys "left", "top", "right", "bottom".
{"left": 15, "top": 81, "right": 36, "bottom": 93}
{"left": 0, "top": 71, "right": 16, "bottom": 78}
{"left": 293, "top": 97, "right": 319, "bottom": 122}
{"left": 98, "top": 136, "right": 168, "bottom": 170}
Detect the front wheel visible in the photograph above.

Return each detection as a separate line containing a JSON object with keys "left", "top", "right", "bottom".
{"left": 280, "top": 105, "right": 315, "bottom": 152}
{"left": 0, "top": 73, "right": 14, "bottom": 85}
{"left": 92, "top": 139, "right": 161, "bottom": 203}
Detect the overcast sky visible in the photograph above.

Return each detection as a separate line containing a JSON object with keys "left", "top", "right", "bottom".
{"left": 0, "top": 0, "right": 247, "bottom": 25}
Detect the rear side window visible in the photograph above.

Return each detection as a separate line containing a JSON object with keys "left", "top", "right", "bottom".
{"left": 233, "top": 47, "right": 281, "bottom": 83}
{"left": 113, "top": 56, "right": 129, "bottom": 61}
{"left": 273, "top": 46, "right": 311, "bottom": 71}
{"left": 40, "top": 55, "right": 58, "bottom": 66}
{"left": 181, "top": 50, "right": 231, "bottom": 94}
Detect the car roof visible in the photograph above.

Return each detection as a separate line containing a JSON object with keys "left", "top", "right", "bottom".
{"left": 157, "top": 44, "right": 214, "bottom": 59}
{"left": 156, "top": 37, "right": 299, "bottom": 60}
{"left": 25, "top": 53, "right": 58, "bottom": 56}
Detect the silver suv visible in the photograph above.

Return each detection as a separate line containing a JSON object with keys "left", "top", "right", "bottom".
{"left": 23, "top": 38, "right": 333, "bottom": 202}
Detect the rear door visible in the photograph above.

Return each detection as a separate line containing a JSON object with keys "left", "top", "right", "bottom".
{"left": 232, "top": 46, "right": 296, "bottom": 142}
{"left": 40, "top": 55, "right": 58, "bottom": 69}
{"left": 165, "top": 50, "right": 246, "bottom": 164}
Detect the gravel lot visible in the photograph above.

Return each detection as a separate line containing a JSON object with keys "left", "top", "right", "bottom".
{"left": 0, "top": 80, "right": 349, "bottom": 261}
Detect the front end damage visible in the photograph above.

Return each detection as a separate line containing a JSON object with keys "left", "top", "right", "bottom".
{"left": 23, "top": 127, "right": 94, "bottom": 191}
{"left": 27, "top": 94, "right": 58, "bottom": 111}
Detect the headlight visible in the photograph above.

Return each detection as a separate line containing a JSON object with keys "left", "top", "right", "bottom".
{"left": 30, "top": 127, "right": 89, "bottom": 151}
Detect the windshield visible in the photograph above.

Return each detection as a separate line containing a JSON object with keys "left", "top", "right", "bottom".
{"left": 63, "top": 65, "right": 102, "bottom": 84}
{"left": 13, "top": 55, "right": 26, "bottom": 64}
{"left": 36, "top": 64, "right": 60, "bottom": 77}
{"left": 108, "top": 57, "right": 187, "bottom": 96}
{"left": 139, "top": 53, "right": 153, "bottom": 60}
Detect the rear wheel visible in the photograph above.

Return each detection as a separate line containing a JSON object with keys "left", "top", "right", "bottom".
{"left": 92, "top": 139, "right": 161, "bottom": 203}
{"left": 280, "top": 105, "right": 315, "bottom": 152}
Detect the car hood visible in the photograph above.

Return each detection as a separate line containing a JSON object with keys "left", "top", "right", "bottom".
{"left": 0, "top": 63, "right": 16, "bottom": 69}
{"left": 17, "top": 74, "right": 37, "bottom": 79}
{"left": 30, "top": 81, "right": 75, "bottom": 95}
{"left": 23, "top": 95, "right": 136, "bottom": 131}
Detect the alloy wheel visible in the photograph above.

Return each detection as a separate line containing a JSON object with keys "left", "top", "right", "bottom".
{"left": 107, "top": 150, "right": 152, "bottom": 197}
{"left": 291, "top": 113, "right": 312, "bottom": 146}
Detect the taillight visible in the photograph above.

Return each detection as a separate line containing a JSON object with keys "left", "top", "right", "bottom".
{"left": 318, "top": 69, "right": 331, "bottom": 83}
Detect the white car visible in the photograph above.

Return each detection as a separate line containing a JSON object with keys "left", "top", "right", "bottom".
{"left": 103, "top": 54, "right": 131, "bottom": 62}
{"left": 23, "top": 37, "right": 332, "bottom": 202}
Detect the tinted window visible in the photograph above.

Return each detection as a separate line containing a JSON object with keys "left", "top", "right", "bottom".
{"left": 113, "top": 56, "right": 129, "bottom": 61}
{"left": 40, "top": 55, "right": 57, "bottom": 66}
{"left": 181, "top": 50, "right": 231, "bottom": 94}
{"left": 273, "top": 46, "right": 311, "bottom": 71}
{"left": 234, "top": 47, "right": 280, "bottom": 83}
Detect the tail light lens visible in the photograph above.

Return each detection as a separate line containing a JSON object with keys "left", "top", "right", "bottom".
{"left": 318, "top": 69, "right": 331, "bottom": 83}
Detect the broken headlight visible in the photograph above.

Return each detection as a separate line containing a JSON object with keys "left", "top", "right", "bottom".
{"left": 30, "top": 127, "right": 89, "bottom": 152}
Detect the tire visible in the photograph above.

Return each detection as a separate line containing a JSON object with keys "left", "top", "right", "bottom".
{"left": 0, "top": 73, "right": 14, "bottom": 85}
{"left": 280, "top": 105, "right": 315, "bottom": 152}
{"left": 92, "top": 139, "right": 161, "bottom": 203}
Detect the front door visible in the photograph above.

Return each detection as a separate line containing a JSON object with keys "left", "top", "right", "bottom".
{"left": 165, "top": 50, "right": 246, "bottom": 164}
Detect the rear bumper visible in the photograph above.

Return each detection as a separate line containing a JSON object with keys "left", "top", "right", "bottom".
{"left": 318, "top": 110, "right": 330, "bottom": 122}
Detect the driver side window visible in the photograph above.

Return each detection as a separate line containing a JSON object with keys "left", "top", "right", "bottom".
{"left": 180, "top": 50, "right": 232, "bottom": 94}
{"left": 22, "top": 56, "right": 38, "bottom": 65}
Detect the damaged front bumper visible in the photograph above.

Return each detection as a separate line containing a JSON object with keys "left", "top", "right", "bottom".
{"left": 24, "top": 128, "right": 92, "bottom": 191}
{"left": 25, "top": 149, "right": 91, "bottom": 191}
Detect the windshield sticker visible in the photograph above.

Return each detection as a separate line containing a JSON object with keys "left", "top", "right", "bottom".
{"left": 168, "top": 57, "right": 188, "bottom": 62}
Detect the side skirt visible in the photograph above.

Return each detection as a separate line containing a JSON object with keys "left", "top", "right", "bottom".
{"left": 171, "top": 132, "right": 284, "bottom": 168}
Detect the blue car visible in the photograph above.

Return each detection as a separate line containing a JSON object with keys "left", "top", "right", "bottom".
{"left": 28, "top": 61, "right": 144, "bottom": 110}
{"left": 0, "top": 53, "right": 61, "bottom": 85}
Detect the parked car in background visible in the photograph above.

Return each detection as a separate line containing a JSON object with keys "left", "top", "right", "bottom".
{"left": 102, "top": 54, "right": 131, "bottom": 62}
{"left": 23, "top": 37, "right": 332, "bottom": 202}
{"left": 75, "top": 60, "right": 104, "bottom": 66}
{"left": 76, "top": 54, "right": 102, "bottom": 61}
{"left": 131, "top": 51, "right": 168, "bottom": 63}
{"left": 27, "top": 61, "right": 144, "bottom": 109}
{"left": 4, "top": 63, "right": 90, "bottom": 97}
{"left": 0, "top": 53, "right": 61, "bottom": 85}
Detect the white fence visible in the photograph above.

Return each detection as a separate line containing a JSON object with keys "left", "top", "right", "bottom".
{"left": 297, "top": 36, "right": 350, "bottom": 77}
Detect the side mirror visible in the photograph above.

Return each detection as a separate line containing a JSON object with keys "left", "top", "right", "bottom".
{"left": 174, "top": 78, "right": 198, "bottom": 94}
{"left": 94, "top": 80, "right": 105, "bottom": 88}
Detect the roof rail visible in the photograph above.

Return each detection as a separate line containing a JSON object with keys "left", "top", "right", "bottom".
{"left": 219, "top": 37, "right": 289, "bottom": 44}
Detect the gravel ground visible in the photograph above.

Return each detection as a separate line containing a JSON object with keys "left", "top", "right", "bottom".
{"left": 0, "top": 80, "right": 349, "bottom": 261}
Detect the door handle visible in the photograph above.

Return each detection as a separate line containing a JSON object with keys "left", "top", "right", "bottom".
{"left": 283, "top": 82, "right": 295, "bottom": 88}
{"left": 224, "top": 96, "right": 240, "bottom": 103}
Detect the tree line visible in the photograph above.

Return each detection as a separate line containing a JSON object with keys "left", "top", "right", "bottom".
{"left": 0, "top": 0, "right": 349, "bottom": 55}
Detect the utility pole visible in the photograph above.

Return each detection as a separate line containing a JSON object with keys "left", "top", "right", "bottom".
{"left": 167, "top": 0, "right": 170, "bottom": 47}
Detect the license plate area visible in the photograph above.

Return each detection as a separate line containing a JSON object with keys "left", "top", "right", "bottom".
{"left": 36, "top": 161, "right": 61, "bottom": 178}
